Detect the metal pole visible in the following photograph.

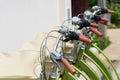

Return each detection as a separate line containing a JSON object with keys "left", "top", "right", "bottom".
{"left": 97, "top": 0, "right": 107, "bottom": 37}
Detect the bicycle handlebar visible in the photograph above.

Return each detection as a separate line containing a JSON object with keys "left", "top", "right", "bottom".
{"left": 79, "top": 34, "right": 92, "bottom": 44}
{"left": 92, "top": 6, "right": 115, "bottom": 15}
{"left": 61, "top": 58, "right": 76, "bottom": 75}
{"left": 108, "top": 9, "right": 115, "bottom": 14}
{"left": 90, "top": 28, "right": 103, "bottom": 37}
{"left": 100, "top": 17, "right": 108, "bottom": 22}
{"left": 99, "top": 20, "right": 107, "bottom": 25}
{"left": 90, "top": 23, "right": 98, "bottom": 28}
{"left": 99, "top": 17, "right": 108, "bottom": 25}
{"left": 59, "top": 26, "right": 92, "bottom": 44}
{"left": 72, "top": 17, "right": 98, "bottom": 28}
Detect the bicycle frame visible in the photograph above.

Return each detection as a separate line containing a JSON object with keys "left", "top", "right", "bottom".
{"left": 49, "top": 34, "right": 92, "bottom": 80}
{"left": 39, "top": 6, "right": 120, "bottom": 80}
{"left": 66, "top": 16, "right": 120, "bottom": 80}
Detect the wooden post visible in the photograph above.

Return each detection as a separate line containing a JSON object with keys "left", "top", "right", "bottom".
{"left": 71, "top": 0, "right": 89, "bottom": 17}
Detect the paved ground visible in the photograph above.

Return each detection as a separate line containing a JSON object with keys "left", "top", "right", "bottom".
{"left": 103, "top": 29, "right": 120, "bottom": 60}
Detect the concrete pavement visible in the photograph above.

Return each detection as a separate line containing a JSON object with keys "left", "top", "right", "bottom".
{"left": 103, "top": 29, "right": 120, "bottom": 60}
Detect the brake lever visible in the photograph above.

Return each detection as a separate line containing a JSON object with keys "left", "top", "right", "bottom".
{"left": 81, "top": 28, "right": 91, "bottom": 39}
{"left": 50, "top": 53, "right": 62, "bottom": 73}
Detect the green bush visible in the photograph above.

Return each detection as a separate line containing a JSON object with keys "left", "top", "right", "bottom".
{"left": 107, "top": 3, "right": 120, "bottom": 28}
{"left": 89, "top": 0, "right": 97, "bottom": 7}
{"left": 93, "top": 36, "right": 111, "bottom": 50}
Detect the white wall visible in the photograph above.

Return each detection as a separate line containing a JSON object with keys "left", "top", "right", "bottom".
{"left": 58, "top": 0, "right": 72, "bottom": 25}
{"left": 0, "top": 0, "right": 59, "bottom": 51}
